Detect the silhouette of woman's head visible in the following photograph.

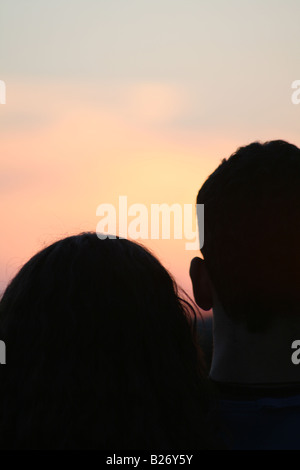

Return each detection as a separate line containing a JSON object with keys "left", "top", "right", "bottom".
{"left": 0, "top": 233, "right": 218, "bottom": 449}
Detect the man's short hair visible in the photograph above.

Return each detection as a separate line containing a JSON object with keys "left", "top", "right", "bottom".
{"left": 197, "top": 140, "right": 300, "bottom": 332}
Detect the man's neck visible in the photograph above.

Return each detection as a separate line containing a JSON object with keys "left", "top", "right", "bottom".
{"left": 210, "top": 302, "right": 300, "bottom": 385}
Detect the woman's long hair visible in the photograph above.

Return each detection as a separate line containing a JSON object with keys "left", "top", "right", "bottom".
{"left": 0, "top": 233, "right": 219, "bottom": 449}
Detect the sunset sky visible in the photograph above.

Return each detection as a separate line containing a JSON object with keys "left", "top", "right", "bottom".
{"left": 1, "top": 0, "right": 300, "bottom": 303}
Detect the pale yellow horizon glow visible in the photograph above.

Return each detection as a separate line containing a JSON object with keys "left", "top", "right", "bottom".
{"left": 0, "top": 79, "right": 243, "bottom": 303}
{"left": 1, "top": 0, "right": 300, "bottom": 309}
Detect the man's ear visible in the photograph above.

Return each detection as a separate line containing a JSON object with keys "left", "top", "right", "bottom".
{"left": 189, "top": 257, "right": 213, "bottom": 310}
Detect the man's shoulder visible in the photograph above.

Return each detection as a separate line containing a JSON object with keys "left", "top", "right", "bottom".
{"left": 213, "top": 381, "right": 300, "bottom": 449}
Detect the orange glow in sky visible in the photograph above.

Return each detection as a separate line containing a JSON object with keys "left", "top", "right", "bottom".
{"left": 1, "top": 0, "right": 300, "bottom": 308}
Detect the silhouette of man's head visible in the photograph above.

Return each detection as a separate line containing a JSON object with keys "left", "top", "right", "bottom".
{"left": 192, "top": 140, "right": 300, "bottom": 332}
